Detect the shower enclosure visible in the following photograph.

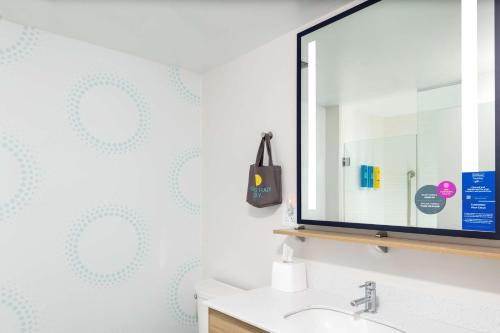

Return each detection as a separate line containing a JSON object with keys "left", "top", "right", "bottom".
{"left": 343, "top": 134, "right": 417, "bottom": 227}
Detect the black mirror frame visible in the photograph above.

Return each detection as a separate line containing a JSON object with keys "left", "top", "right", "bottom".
{"left": 296, "top": 0, "right": 500, "bottom": 239}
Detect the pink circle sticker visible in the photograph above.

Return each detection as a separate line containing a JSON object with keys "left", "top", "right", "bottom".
{"left": 437, "top": 181, "right": 456, "bottom": 198}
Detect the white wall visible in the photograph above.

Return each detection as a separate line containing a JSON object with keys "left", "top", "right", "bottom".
{"left": 202, "top": 28, "right": 296, "bottom": 288}
{"left": 202, "top": 2, "right": 500, "bottom": 332}
{"left": 0, "top": 20, "right": 201, "bottom": 333}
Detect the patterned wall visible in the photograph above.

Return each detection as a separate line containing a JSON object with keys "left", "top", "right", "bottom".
{"left": 0, "top": 19, "right": 201, "bottom": 333}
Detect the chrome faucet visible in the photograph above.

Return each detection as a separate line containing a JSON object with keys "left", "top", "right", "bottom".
{"left": 350, "top": 281, "right": 377, "bottom": 313}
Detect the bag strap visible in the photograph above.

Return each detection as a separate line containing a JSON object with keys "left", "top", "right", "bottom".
{"left": 255, "top": 137, "right": 265, "bottom": 166}
{"left": 255, "top": 134, "right": 274, "bottom": 166}
{"left": 264, "top": 134, "right": 274, "bottom": 166}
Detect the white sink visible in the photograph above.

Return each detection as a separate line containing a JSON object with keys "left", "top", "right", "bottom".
{"left": 284, "top": 307, "right": 404, "bottom": 333}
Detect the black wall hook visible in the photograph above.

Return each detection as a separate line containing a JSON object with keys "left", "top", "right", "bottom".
{"left": 261, "top": 131, "right": 273, "bottom": 139}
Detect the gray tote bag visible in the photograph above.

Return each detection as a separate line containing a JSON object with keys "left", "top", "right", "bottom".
{"left": 246, "top": 134, "right": 282, "bottom": 207}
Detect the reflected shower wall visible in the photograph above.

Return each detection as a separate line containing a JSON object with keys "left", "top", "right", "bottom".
{"left": 343, "top": 135, "right": 417, "bottom": 226}
{"left": 417, "top": 83, "right": 495, "bottom": 230}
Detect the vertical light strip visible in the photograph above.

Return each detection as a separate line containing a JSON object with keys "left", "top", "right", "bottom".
{"left": 308, "top": 41, "right": 317, "bottom": 210}
{"left": 462, "top": 0, "right": 479, "bottom": 172}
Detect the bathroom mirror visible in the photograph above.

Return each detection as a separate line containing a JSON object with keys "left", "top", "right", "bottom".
{"left": 298, "top": 0, "right": 500, "bottom": 238}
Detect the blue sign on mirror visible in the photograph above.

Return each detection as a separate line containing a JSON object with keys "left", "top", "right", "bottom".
{"left": 462, "top": 171, "right": 496, "bottom": 232}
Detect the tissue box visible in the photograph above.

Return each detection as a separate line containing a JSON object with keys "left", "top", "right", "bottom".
{"left": 272, "top": 261, "right": 307, "bottom": 292}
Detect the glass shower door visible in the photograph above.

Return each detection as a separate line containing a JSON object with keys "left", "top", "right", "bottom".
{"left": 343, "top": 135, "right": 417, "bottom": 226}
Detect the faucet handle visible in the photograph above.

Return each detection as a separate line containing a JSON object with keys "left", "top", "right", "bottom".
{"left": 359, "top": 281, "right": 376, "bottom": 289}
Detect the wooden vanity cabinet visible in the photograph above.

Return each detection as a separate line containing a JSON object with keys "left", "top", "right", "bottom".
{"left": 209, "top": 308, "right": 268, "bottom": 333}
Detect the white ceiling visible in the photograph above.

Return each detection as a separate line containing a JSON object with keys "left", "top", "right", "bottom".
{"left": 0, "top": 0, "right": 350, "bottom": 73}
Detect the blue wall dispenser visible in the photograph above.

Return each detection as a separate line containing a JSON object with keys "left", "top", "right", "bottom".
{"left": 361, "top": 165, "right": 368, "bottom": 188}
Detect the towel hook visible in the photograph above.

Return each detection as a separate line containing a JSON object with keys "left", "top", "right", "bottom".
{"left": 261, "top": 131, "right": 273, "bottom": 139}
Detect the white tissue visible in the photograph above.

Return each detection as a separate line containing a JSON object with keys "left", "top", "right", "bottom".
{"left": 273, "top": 244, "right": 307, "bottom": 292}
{"left": 272, "top": 261, "right": 307, "bottom": 292}
{"left": 282, "top": 243, "right": 294, "bottom": 263}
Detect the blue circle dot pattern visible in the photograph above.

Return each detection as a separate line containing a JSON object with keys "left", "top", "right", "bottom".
{"left": 167, "top": 65, "right": 201, "bottom": 106}
{"left": 168, "top": 148, "right": 201, "bottom": 215}
{"left": 66, "top": 73, "right": 152, "bottom": 154}
{"left": 65, "top": 205, "right": 149, "bottom": 286}
{"left": 0, "top": 133, "right": 39, "bottom": 222}
{"left": 167, "top": 257, "right": 201, "bottom": 326}
{"left": 0, "top": 286, "right": 38, "bottom": 332}
{"left": 0, "top": 25, "right": 39, "bottom": 65}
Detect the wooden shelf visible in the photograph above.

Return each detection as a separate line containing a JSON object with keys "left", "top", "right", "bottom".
{"left": 273, "top": 228, "right": 500, "bottom": 260}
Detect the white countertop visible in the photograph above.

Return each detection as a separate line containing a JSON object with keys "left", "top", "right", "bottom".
{"left": 206, "top": 287, "right": 479, "bottom": 333}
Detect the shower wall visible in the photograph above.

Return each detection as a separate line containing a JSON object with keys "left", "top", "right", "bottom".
{"left": 0, "top": 20, "right": 201, "bottom": 333}
{"left": 417, "top": 83, "right": 495, "bottom": 230}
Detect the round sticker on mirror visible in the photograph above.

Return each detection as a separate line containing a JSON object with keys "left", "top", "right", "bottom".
{"left": 415, "top": 185, "right": 446, "bottom": 214}
{"left": 437, "top": 180, "right": 456, "bottom": 199}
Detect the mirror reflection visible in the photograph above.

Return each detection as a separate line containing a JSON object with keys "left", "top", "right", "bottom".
{"left": 300, "top": 0, "right": 496, "bottom": 232}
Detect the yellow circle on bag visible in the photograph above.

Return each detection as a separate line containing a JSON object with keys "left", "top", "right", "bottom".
{"left": 255, "top": 174, "right": 263, "bottom": 186}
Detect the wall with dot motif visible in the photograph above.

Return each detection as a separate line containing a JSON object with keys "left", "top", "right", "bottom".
{"left": 0, "top": 19, "right": 201, "bottom": 333}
